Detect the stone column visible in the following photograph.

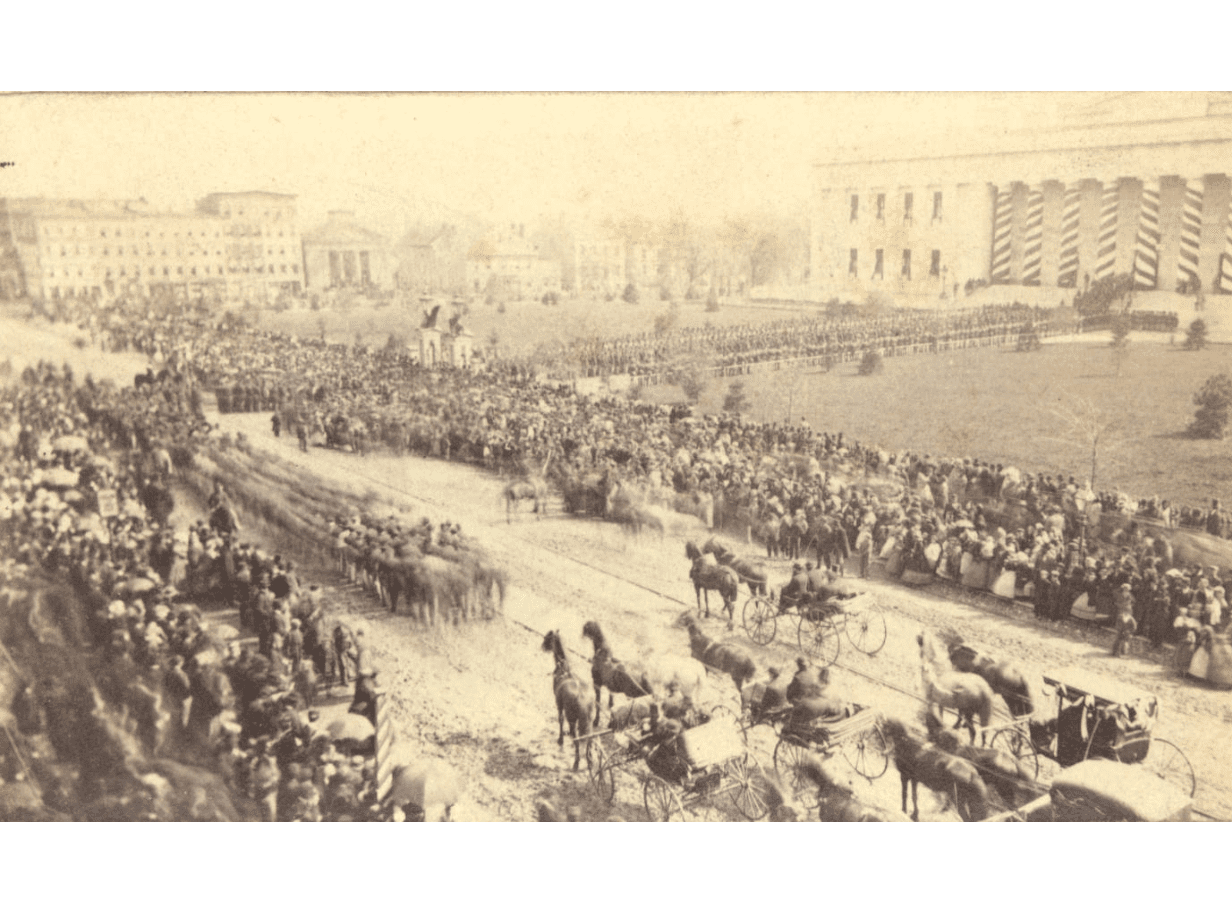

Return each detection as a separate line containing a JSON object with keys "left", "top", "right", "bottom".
{"left": 1008, "top": 182, "right": 1031, "bottom": 282}
{"left": 1198, "top": 173, "right": 1231, "bottom": 295}
{"left": 1039, "top": 180, "right": 1065, "bottom": 287}
{"left": 1156, "top": 176, "right": 1187, "bottom": 292}
{"left": 1076, "top": 179, "right": 1103, "bottom": 292}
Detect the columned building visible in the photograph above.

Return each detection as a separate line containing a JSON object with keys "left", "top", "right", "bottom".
{"left": 301, "top": 209, "right": 393, "bottom": 291}
{"left": 811, "top": 97, "right": 1232, "bottom": 305}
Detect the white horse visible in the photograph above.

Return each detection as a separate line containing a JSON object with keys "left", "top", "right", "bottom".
{"left": 917, "top": 629, "right": 995, "bottom": 745}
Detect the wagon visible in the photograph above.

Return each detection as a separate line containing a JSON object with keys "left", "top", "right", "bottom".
{"left": 582, "top": 714, "right": 774, "bottom": 821}
{"left": 990, "top": 759, "right": 1194, "bottom": 822}
{"left": 987, "top": 666, "right": 1196, "bottom": 798}
{"left": 741, "top": 588, "right": 887, "bottom": 668}
{"left": 770, "top": 703, "right": 890, "bottom": 798}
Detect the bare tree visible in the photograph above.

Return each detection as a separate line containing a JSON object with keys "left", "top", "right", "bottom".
{"left": 1041, "top": 395, "right": 1133, "bottom": 493}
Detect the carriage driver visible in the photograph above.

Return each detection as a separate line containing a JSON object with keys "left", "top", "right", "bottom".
{"left": 779, "top": 563, "right": 810, "bottom": 613}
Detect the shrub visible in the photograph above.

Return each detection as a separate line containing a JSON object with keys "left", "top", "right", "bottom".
{"left": 705, "top": 291, "right": 720, "bottom": 312}
{"left": 1191, "top": 373, "right": 1232, "bottom": 439}
{"left": 541, "top": 291, "right": 559, "bottom": 306}
{"left": 1185, "top": 318, "right": 1208, "bottom": 351}
{"left": 1110, "top": 313, "right": 1131, "bottom": 349}
{"left": 858, "top": 350, "right": 884, "bottom": 376}
{"left": 621, "top": 284, "right": 638, "bottom": 304}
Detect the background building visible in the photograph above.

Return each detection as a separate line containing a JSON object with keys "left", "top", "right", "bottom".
{"left": 301, "top": 209, "right": 394, "bottom": 291}
{"left": 810, "top": 95, "right": 1232, "bottom": 308}
{"left": 465, "top": 224, "right": 561, "bottom": 299}
{"left": 1, "top": 190, "right": 303, "bottom": 303}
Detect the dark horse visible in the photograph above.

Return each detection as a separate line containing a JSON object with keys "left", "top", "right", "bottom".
{"left": 702, "top": 538, "right": 768, "bottom": 596}
{"left": 540, "top": 630, "right": 593, "bottom": 770}
{"left": 681, "top": 616, "right": 757, "bottom": 691}
{"left": 947, "top": 641, "right": 1035, "bottom": 719}
{"left": 685, "top": 541, "right": 740, "bottom": 628}
{"left": 925, "top": 715, "right": 1036, "bottom": 810}
{"left": 881, "top": 717, "right": 989, "bottom": 822}
{"left": 580, "top": 620, "right": 652, "bottom": 728}
{"left": 798, "top": 755, "right": 910, "bottom": 822}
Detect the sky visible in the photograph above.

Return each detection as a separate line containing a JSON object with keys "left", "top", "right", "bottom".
{"left": 0, "top": 92, "right": 1217, "bottom": 240}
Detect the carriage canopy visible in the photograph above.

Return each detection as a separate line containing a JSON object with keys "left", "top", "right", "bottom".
{"left": 1042, "top": 667, "right": 1158, "bottom": 716}
{"left": 1050, "top": 760, "right": 1191, "bottom": 821}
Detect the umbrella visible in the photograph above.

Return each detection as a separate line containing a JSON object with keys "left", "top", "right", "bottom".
{"left": 327, "top": 713, "right": 375, "bottom": 744}
{"left": 39, "top": 467, "right": 79, "bottom": 489}
{"left": 52, "top": 435, "right": 89, "bottom": 453}
{"left": 388, "top": 759, "right": 462, "bottom": 821}
{"left": 206, "top": 623, "right": 240, "bottom": 642}
{"left": 115, "top": 576, "right": 158, "bottom": 596}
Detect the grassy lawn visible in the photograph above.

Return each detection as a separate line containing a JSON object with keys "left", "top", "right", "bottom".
{"left": 249, "top": 302, "right": 1232, "bottom": 508}
{"left": 663, "top": 337, "right": 1232, "bottom": 508}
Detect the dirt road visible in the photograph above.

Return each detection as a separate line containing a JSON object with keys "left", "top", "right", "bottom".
{"left": 218, "top": 411, "right": 1232, "bottom": 821}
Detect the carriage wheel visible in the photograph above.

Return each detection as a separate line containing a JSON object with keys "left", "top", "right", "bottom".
{"left": 1140, "top": 738, "right": 1196, "bottom": 798}
{"left": 844, "top": 604, "right": 887, "bottom": 655}
{"left": 706, "top": 703, "right": 743, "bottom": 739}
{"left": 643, "top": 776, "right": 684, "bottom": 821}
{"left": 797, "top": 614, "right": 841, "bottom": 667}
{"left": 773, "top": 738, "right": 819, "bottom": 808}
{"left": 990, "top": 727, "right": 1041, "bottom": 781}
{"left": 586, "top": 741, "right": 616, "bottom": 804}
{"left": 841, "top": 724, "right": 890, "bottom": 780}
{"left": 728, "top": 754, "right": 773, "bottom": 820}
{"left": 741, "top": 596, "right": 778, "bottom": 646}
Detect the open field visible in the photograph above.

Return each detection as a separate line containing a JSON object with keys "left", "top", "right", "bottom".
{"left": 647, "top": 335, "right": 1232, "bottom": 509}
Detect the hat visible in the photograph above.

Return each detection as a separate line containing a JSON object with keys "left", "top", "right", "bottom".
{"left": 1120, "top": 583, "right": 1132, "bottom": 590}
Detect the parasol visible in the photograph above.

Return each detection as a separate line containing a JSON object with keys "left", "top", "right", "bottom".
{"left": 387, "top": 759, "right": 461, "bottom": 821}
{"left": 327, "top": 713, "right": 375, "bottom": 744}
{"left": 38, "top": 467, "right": 79, "bottom": 489}
{"left": 52, "top": 435, "right": 89, "bottom": 453}
{"left": 115, "top": 576, "right": 158, "bottom": 596}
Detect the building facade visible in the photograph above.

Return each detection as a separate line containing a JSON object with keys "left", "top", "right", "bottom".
{"left": 1, "top": 191, "right": 303, "bottom": 303}
{"left": 572, "top": 231, "right": 627, "bottom": 296}
{"left": 301, "top": 210, "right": 394, "bottom": 291}
{"left": 466, "top": 226, "right": 561, "bottom": 299}
{"left": 811, "top": 98, "right": 1232, "bottom": 305}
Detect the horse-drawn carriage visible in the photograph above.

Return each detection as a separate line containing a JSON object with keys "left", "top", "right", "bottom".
{"left": 741, "top": 587, "right": 887, "bottom": 668}
{"left": 769, "top": 703, "right": 891, "bottom": 793}
{"left": 987, "top": 667, "right": 1195, "bottom": 799}
{"left": 581, "top": 713, "right": 774, "bottom": 821}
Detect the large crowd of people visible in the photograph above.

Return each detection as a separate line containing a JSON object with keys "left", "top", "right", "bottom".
{"left": 0, "top": 358, "right": 399, "bottom": 820}
{"left": 543, "top": 303, "right": 1065, "bottom": 381}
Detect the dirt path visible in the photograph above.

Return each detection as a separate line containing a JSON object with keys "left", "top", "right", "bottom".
{"left": 218, "top": 411, "right": 1232, "bottom": 821}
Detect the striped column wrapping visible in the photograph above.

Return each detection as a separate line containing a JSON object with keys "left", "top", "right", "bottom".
{"left": 1134, "top": 179, "right": 1161, "bottom": 289}
{"left": 1057, "top": 184, "right": 1082, "bottom": 287}
{"left": 374, "top": 689, "right": 396, "bottom": 803}
{"left": 1020, "top": 187, "right": 1045, "bottom": 284}
{"left": 1179, "top": 181, "right": 1204, "bottom": 289}
{"left": 1223, "top": 201, "right": 1232, "bottom": 293}
{"left": 1095, "top": 185, "right": 1120, "bottom": 278}
{"left": 990, "top": 187, "right": 1014, "bottom": 281}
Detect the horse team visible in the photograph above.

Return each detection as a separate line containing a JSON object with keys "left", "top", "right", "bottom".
{"left": 538, "top": 527, "right": 1039, "bottom": 821}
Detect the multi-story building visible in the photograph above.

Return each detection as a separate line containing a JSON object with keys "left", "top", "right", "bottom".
{"left": 810, "top": 94, "right": 1232, "bottom": 307}
{"left": 572, "top": 231, "right": 627, "bottom": 296}
{"left": 301, "top": 210, "right": 393, "bottom": 291}
{"left": 1, "top": 190, "right": 302, "bottom": 303}
{"left": 465, "top": 224, "right": 561, "bottom": 299}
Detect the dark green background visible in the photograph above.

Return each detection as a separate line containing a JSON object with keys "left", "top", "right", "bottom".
{"left": 4, "top": 1, "right": 1227, "bottom": 907}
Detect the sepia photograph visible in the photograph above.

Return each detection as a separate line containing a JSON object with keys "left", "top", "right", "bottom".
{"left": 1, "top": 88, "right": 1231, "bottom": 832}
